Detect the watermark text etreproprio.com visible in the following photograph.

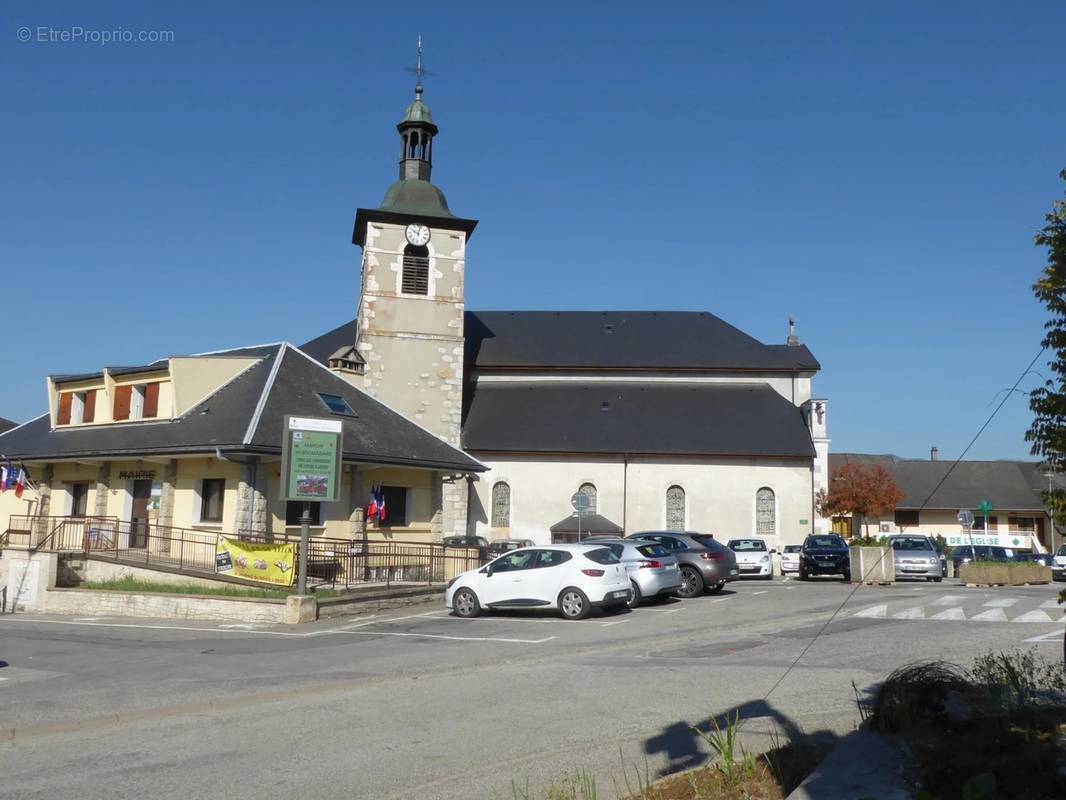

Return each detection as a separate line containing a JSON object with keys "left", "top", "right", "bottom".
{"left": 17, "top": 26, "right": 175, "bottom": 44}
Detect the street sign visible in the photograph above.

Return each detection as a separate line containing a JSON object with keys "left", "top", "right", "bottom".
{"left": 978, "top": 500, "right": 994, "bottom": 515}
{"left": 280, "top": 416, "right": 344, "bottom": 504}
{"left": 571, "top": 492, "right": 592, "bottom": 515}
{"left": 957, "top": 510, "right": 974, "bottom": 527}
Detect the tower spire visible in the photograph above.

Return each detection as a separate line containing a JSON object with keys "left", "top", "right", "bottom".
{"left": 397, "top": 37, "right": 438, "bottom": 183}
{"left": 405, "top": 35, "right": 432, "bottom": 100}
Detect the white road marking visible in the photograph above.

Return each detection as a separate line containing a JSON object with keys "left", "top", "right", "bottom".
{"left": 337, "top": 630, "right": 555, "bottom": 644}
{"left": 892, "top": 607, "right": 926, "bottom": 620}
{"left": 929, "top": 607, "right": 966, "bottom": 621}
{"left": 930, "top": 595, "right": 966, "bottom": 606}
{"left": 1013, "top": 610, "right": 1056, "bottom": 623}
{"left": 971, "top": 608, "right": 1010, "bottom": 622}
{"left": 217, "top": 623, "right": 266, "bottom": 630}
{"left": 600, "top": 619, "right": 630, "bottom": 627}
{"left": 853, "top": 605, "right": 888, "bottom": 619}
{"left": 1024, "top": 630, "right": 1064, "bottom": 644}
{"left": 662, "top": 608, "right": 686, "bottom": 614}
{"left": 751, "top": 591, "right": 769, "bottom": 596}
{"left": 709, "top": 597, "right": 732, "bottom": 604}
{"left": 72, "top": 617, "right": 105, "bottom": 622}
{"left": 1040, "top": 600, "right": 1063, "bottom": 609}
{"left": 983, "top": 598, "right": 1018, "bottom": 608}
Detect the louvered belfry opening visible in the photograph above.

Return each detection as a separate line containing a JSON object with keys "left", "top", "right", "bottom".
{"left": 401, "top": 244, "right": 430, "bottom": 295}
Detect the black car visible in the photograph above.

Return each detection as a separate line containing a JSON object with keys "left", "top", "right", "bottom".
{"left": 950, "top": 544, "right": 1013, "bottom": 570}
{"left": 442, "top": 535, "right": 491, "bottom": 561}
{"left": 1011, "top": 552, "right": 1055, "bottom": 568}
{"left": 799, "top": 534, "right": 851, "bottom": 581}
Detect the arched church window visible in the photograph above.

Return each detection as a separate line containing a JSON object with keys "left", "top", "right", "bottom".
{"left": 756, "top": 487, "right": 776, "bottom": 539}
{"left": 578, "top": 482, "right": 597, "bottom": 514}
{"left": 409, "top": 131, "right": 420, "bottom": 159}
{"left": 401, "top": 244, "right": 430, "bottom": 295}
{"left": 665, "top": 485, "right": 685, "bottom": 531}
{"left": 491, "top": 482, "right": 511, "bottom": 528}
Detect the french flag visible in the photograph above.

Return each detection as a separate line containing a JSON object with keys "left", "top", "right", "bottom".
{"left": 15, "top": 467, "right": 27, "bottom": 499}
{"left": 366, "top": 484, "right": 379, "bottom": 521}
{"left": 376, "top": 486, "right": 387, "bottom": 524}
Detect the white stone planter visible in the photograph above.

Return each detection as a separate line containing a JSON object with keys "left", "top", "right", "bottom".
{"left": 849, "top": 546, "right": 894, "bottom": 584}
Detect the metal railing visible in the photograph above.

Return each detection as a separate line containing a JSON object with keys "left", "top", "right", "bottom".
{"left": 5, "top": 514, "right": 487, "bottom": 590}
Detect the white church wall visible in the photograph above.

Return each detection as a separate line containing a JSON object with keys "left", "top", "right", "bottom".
{"left": 470, "top": 454, "right": 815, "bottom": 549}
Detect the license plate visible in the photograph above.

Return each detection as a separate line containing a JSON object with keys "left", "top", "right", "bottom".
{"left": 730, "top": 569, "right": 739, "bottom": 575}
{"left": 902, "top": 566, "right": 926, "bottom": 572}
{"left": 609, "top": 590, "right": 628, "bottom": 600}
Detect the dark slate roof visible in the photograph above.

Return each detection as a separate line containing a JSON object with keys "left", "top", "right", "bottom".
{"left": 0, "top": 344, "right": 483, "bottom": 473}
{"left": 829, "top": 453, "right": 1050, "bottom": 512}
{"left": 0, "top": 417, "right": 17, "bottom": 435}
{"left": 299, "top": 319, "right": 362, "bottom": 366}
{"left": 550, "top": 513, "right": 623, "bottom": 534}
{"left": 462, "top": 382, "right": 815, "bottom": 457}
{"left": 465, "top": 311, "right": 820, "bottom": 372}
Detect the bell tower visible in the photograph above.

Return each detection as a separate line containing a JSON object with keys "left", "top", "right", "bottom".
{"left": 351, "top": 44, "right": 477, "bottom": 448}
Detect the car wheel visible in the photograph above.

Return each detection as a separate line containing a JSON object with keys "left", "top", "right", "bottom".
{"left": 627, "top": 580, "right": 643, "bottom": 609}
{"left": 677, "top": 566, "right": 705, "bottom": 598}
{"left": 706, "top": 580, "right": 726, "bottom": 595}
{"left": 604, "top": 602, "right": 627, "bottom": 615}
{"left": 763, "top": 573, "right": 774, "bottom": 581}
{"left": 453, "top": 588, "right": 480, "bottom": 618}
{"left": 559, "top": 587, "right": 591, "bottom": 620}
{"left": 842, "top": 571, "right": 852, "bottom": 583}
{"left": 933, "top": 577, "right": 943, "bottom": 583}
{"left": 798, "top": 566, "right": 808, "bottom": 581}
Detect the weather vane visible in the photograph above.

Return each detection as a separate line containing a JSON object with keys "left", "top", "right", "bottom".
{"left": 404, "top": 35, "right": 435, "bottom": 96}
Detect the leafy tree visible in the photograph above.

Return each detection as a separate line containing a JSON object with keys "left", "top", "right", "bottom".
{"left": 816, "top": 463, "right": 904, "bottom": 537}
{"left": 1027, "top": 170, "right": 1066, "bottom": 527}
{"left": 1025, "top": 169, "right": 1066, "bottom": 665}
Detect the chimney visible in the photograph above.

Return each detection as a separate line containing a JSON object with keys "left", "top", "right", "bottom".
{"left": 787, "top": 316, "right": 799, "bottom": 347}
{"left": 931, "top": 447, "right": 938, "bottom": 462}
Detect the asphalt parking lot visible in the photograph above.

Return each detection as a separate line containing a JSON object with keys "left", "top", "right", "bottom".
{"left": 2, "top": 577, "right": 1063, "bottom": 800}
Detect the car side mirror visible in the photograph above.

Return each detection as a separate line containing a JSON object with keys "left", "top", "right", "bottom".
{"left": 484, "top": 565, "right": 494, "bottom": 577}
{"left": 770, "top": 548, "right": 777, "bottom": 554}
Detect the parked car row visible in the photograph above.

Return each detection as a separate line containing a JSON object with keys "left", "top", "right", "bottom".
{"left": 444, "top": 531, "right": 743, "bottom": 620}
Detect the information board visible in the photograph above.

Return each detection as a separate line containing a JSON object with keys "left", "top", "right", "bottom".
{"left": 280, "top": 416, "right": 344, "bottom": 503}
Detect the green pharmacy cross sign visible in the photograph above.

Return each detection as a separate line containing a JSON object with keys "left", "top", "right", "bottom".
{"left": 977, "top": 500, "right": 994, "bottom": 515}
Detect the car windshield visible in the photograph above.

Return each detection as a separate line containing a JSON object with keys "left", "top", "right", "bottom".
{"left": 689, "top": 534, "right": 717, "bottom": 547}
{"left": 783, "top": 545, "right": 802, "bottom": 554}
{"left": 805, "top": 536, "right": 846, "bottom": 549}
{"left": 891, "top": 538, "right": 933, "bottom": 551}
{"left": 635, "top": 543, "right": 670, "bottom": 558}
{"left": 583, "top": 547, "right": 621, "bottom": 564}
{"left": 1058, "top": 545, "right": 1066, "bottom": 556}
{"left": 728, "top": 540, "right": 766, "bottom": 551}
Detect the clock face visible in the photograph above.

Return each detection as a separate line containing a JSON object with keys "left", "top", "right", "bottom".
{"left": 405, "top": 223, "right": 431, "bottom": 246}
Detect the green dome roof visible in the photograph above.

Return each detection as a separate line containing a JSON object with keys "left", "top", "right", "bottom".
{"left": 402, "top": 97, "right": 434, "bottom": 125}
{"left": 379, "top": 179, "right": 453, "bottom": 218}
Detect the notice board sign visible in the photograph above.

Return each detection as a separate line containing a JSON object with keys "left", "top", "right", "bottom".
{"left": 280, "top": 415, "right": 344, "bottom": 503}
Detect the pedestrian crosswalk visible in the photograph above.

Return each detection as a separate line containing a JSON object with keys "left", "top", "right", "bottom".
{"left": 850, "top": 594, "right": 1065, "bottom": 625}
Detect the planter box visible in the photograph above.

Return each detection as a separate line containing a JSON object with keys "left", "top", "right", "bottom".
{"left": 958, "top": 562, "right": 1051, "bottom": 586}
{"left": 849, "top": 546, "right": 895, "bottom": 584}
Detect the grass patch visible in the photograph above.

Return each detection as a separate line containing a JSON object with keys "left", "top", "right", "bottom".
{"left": 78, "top": 577, "right": 339, "bottom": 599}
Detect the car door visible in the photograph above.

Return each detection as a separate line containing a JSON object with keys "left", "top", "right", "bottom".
{"left": 522, "top": 549, "right": 575, "bottom": 605}
{"left": 479, "top": 550, "right": 537, "bottom": 606}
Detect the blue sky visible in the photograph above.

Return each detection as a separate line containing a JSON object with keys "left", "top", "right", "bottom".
{"left": 1, "top": 1, "right": 1063, "bottom": 460}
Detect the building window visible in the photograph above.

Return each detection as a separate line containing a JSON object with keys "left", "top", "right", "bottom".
{"left": 285, "top": 501, "right": 322, "bottom": 526}
{"left": 578, "top": 482, "right": 597, "bottom": 514}
{"left": 665, "top": 485, "right": 685, "bottom": 531}
{"left": 318, "top": 393, "right": 355, "bottom": 416}
{"left": 70, "top": 483, "right": 90, "bottom": 517}
{"left": 379, "top": 486, "right": 408, "bottom": 527}
{"left": 401, "top": 244, "right": 430, "bottom": 295}
{"left": 1007, "top": 516, "right": 1035, "bottom": 532}
{"left": 200, "top": 479, "right": 226, "bottom": 523}
{"left": 755, "top": 487, "right": 776, "bottom": 538}
{"left": 894, "top": 509, "right": 920, "bottom": 527}
{"left": 972, "top": 515, "right": 998, "bottom": 531}
{"left": 491, "top": 482, "right": 511, "bottom": 528}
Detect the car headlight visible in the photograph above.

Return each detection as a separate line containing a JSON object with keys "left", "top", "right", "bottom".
{"left": 760, "top": 555, "right": 770, "bottom": 563}
{"left": 446, "top": 577, "right": 459, "bottom": 590}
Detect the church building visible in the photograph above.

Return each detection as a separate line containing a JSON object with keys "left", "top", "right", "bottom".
{"left": 302, "top": 81, "right": 831, "bottom": 551}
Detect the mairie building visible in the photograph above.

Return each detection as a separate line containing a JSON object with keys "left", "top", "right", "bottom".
{"left": 0, "top": 83, "right": 830, "bottom": 555}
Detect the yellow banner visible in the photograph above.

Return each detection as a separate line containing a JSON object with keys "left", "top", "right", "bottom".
{"left": 215, "top": 535, "right": 296, "bottom": 587}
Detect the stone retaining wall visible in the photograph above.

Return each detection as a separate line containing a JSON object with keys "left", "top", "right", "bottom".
{"left": 40, "top": 588, "right": 288, "bottom": 623}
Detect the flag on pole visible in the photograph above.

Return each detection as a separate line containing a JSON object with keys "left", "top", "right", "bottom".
{"left": 376, "top": 486, "right": 387, "bottom": 524}
{"left": 0, "top": 462, "right": 15, "bottom": 493}
{"left": 366, "top": 483, "right": 379, "bottom": 521}
{"left": 14, "top": 467, "right": 27, "bottom": 499}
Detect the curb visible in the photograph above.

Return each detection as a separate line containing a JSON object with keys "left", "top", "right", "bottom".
{"left": 786, "top": 728, "right": 910, "bottom": 800}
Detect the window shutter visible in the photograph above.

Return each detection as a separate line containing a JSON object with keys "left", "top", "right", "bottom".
{"left": 57, "top": 392, "right": 73, "bottom": 425}
{"left": 83, "top": 390, "right": 96, "bottom": 423}
{"left": 113, "top": 385, "right": 132, "bottom": 420}
{"left": 143, "top": 382, "right": 160, "bottom": 417}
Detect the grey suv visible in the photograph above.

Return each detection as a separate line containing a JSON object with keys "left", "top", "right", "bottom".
{"left": 627, "top": 531, "right": 739, "bottom": 597}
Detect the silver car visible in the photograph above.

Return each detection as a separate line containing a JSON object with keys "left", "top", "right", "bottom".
{"left": 888, "top": 535, "right": 942, "bottom": 581}
{"left": 780, "top": 544, "right": 802, "bottom": 574}
{"left": 585, "top": 539, "right": 682, "bottom": 607}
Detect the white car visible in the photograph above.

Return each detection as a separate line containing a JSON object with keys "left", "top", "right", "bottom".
{"left": 726, "top": 538, "right": 773, "bottom": 579}
{"left": 780, "top": 544, "right": 802, "bottom": 574}
{"left": 445, "top": 544, "right": 631, "bottom": 620}
{"left": 1054, "top": 544, "right": 1066, "bottom": 580}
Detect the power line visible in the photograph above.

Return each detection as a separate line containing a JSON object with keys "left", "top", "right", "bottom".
{"left": 762, "top": 345, "right": 1047, "bottom": 702}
